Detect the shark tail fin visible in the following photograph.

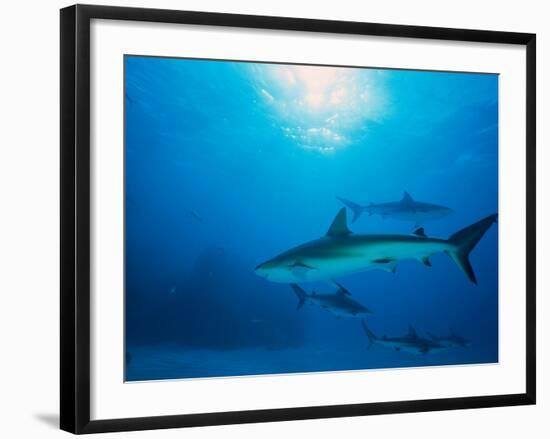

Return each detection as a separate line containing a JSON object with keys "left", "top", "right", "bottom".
{"left": 336, "top": 196, "right": 363, "bottom": 223}
{"left": 446, "top": 214, "right": 498, "bottom": 285}
{"left": 361, "top": 320, "right": 377, "bottom": 349}
{"left": 290, "top": 284, "right": 308, "bottom": 310}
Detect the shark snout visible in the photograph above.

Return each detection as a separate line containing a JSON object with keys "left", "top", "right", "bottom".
{"left": 254, "top": 262, "right": 270, "bottom": 278}
{"left": 357, "top": 306, "right": 372, "bottom": 316}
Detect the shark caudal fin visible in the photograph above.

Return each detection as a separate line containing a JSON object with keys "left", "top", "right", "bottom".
{"left": 361, "top": 320, "right": 378, "bottom": 349}
{"left": 336, "top": 196, "right": 364, "bottom": 223}
{"left": 447, "top": 214, "right": 498, "bottom": 284}
{"left": 290, "top": 284, "right": 308, "bottom": 310}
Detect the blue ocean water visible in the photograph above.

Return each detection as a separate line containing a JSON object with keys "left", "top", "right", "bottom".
{"left": 124, "top": 56, "right": 498, "bottom": 381}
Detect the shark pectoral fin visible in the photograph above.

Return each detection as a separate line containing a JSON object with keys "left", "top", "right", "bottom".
{"left": 290, "top": 267, "right": 311, "bottom": 278}
{"left": 413, "top": 227, "right": 427, "bottom": 238}
{"left": 421, "top": 256, "right": 432, "bottom": 267}
{"left": 290, "top": 284, "right": 308, "bottom": 310}
{"left": 288, "top": 261, "right": 316, "bottom": 278}
{"left": 372, "top": 258, "right": 397, "bottom": 273}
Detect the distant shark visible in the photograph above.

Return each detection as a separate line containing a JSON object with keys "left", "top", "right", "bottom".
{"left": 337, "top": 192, "right": 453, "bottom": 227}
{"left": 184, "top": 208, "right": 203, "bottom": 222}
{"left": 427, "top": 329, "right": 471, "bottom": 348}
{"left": 290, "top": 282, "right": 371, "bottom": 318}
{"left": 361, "top": 320, "right": 444, "bottom": 354}
{"left": 255, "top": 208, "right": 497, "bottom": 284}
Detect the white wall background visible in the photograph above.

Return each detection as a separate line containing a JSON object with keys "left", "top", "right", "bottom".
{"left": 0, "top": 0, "right": 546, "bottom": 437}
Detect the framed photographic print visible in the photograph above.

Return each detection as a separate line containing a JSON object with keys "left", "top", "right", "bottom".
{"left": 60, "top": 4, "right": 536, "bottom": 434}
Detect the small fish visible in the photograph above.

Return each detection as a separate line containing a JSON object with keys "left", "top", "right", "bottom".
{"left": 126, "top": 194, "right": 140, "bottom": 211}
{"left": 125, "top": 91, "right": 136, "bottom": 105}
{"left": 184, "top": 208, "right": 203, "bottom": 222}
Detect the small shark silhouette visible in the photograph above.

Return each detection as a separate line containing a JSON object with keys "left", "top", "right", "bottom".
{"left": 361, "top": 320, "right": 445, "bottom": 355}
{"left": 427, "top": 329, "right": 471, "bottom": 348}
{"left": 337, "top": 192, "right": 452, "bottom": 227}
{"left": 290, "top": 283, "right": 371, "bottom": 318}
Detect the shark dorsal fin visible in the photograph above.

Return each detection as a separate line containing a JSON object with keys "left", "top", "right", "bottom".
{"left": 413, "top": 227, "right": 427, "bottom": 238}
{"left": 326, "top": 208, "right": 351, "bottom": 237}
{"left": 408, "top": 324, "right": 418, "bottom": 338}
{"left": 401, "top": 191, "right": 414, "bottom": 204}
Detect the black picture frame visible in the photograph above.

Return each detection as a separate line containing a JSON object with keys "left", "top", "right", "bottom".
{"left": 60, "top": 4, "right": 536, "bottom": 434}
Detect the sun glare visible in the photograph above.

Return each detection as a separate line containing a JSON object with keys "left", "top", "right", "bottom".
{"left": 251, "top": 63, "right": 385, "bottom": 153}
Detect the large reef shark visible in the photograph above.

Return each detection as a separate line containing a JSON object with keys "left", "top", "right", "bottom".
{"left": 427, "top": 329, "right": 471, "bottom": 348}
{"left": 254, "top": 208, "right": 497, "bottom": 284}
{"left": 361, "top": 320, "right": 444, "bottom": 355}
{"left": 290, "top": 282, "right": 371, "bottom": 318}
{"left": 337, "top": 192, "right": 452, "bottom": 226}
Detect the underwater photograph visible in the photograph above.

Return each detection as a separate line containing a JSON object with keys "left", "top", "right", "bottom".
{"left": 124, "top": 55, "right": 498, "bottom": 382}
